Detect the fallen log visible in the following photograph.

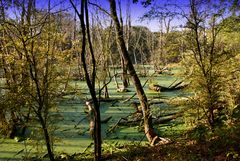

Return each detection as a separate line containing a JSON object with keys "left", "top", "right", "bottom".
{"left": 118, "top": 118, "right": 142, "bottom": 126}
{"left": 153, "top": 116, "right": 177, "bottom": 124}
{"left": 155, "top": 67, "right": 171, "bottom": 75}
{"left": 107, "top": 117, "right": 128, "bottom": 134}
{"left": 75, "top": 116, "right": 112, "bottom": 129}
{"left": 153, "top": 113, "right": 183, "bottom": 124}
{"left": 86, "top": 97, "right": 121, "bottom": 104}
{"left": 149, "top": 83, "right": 187, "bottom": 92}
{"left": 74, "top": 117, "right": 87, "bottom": 128}
{"left": 101, "top": 116, "right": 112, "bottom": 124}
{"left": 117, "top": 113, "right": 181, "bottom": 126}
{"left": 130, "top": 99, "right": 165, "bottom": 106}
{"left": 107, "top": 112, "right": 141, "bottom": 134}
{"left": 149, "top": 99, "right": 166, "bottom": 105}
{"left": 117, "top": 87, "right": 131, "bottom": 92}
{"left": 149, "top": 84, "right": 161, "bottom": 92}
{"left": 121, "top": 71, "right": 156, "bottom": 103}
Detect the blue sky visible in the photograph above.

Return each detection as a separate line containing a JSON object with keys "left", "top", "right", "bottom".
{"left": 92, "top": 0, "right": 189, "bottom": 32}
{"left": 8, "top": 0, "right": 190, "bottom": 32}
{"left": 31, "top": 0, "right": 190, "bottom": 31}
{"left": 9, "top": 0, "right": 235, "bottom": 32}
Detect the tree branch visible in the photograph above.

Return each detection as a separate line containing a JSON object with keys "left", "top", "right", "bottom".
{"left": 89, "top": 2, "right": 113, "bottom": 18}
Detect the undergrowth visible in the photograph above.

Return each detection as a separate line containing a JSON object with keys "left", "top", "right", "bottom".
{"left": 52, "top": 121, "right": 240, "bottom": 161}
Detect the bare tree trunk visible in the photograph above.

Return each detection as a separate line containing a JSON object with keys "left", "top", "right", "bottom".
{"left": 121, "top": 56, "right": 129, "bottom": 88}
{"left": 109, "top": 51, "right": 119, "bottom": 89}
{"left": 70, "top": 0, "right": 101, "bottom": 160}
{"left": 63, "top": 66, "right": 71, "bottom": 91}
{"left": 94, "top": 14, "right": 110, "bottom": 99}
{"left": 117, "top": 0, "right": 129, "bottom": 89}
{"left": 106, "top": 22, "right": 119, "bottom": 89}
{"left": 103, "top": 79, "right": 109, "bottom": 98}
{"left": 108, "top": 0, "right": 158, "bottom": 143}
{"left": 133, "top": 29, "right": 143, "bottom": 65}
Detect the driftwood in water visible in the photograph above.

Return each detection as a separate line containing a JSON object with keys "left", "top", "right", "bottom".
{"left": 118, "top": 118, "right": 142, "bottom": 126}
{"left": 86, "top": 98, "right": 120, "bottom": 104}
{"left": 153, "top": 113, "right": 182, "bottom": 124}
{"left": 116, "top": 112, "right": 181, "bottom": 126}
{"left": 149, "top": 84, "right": 161, "bottom": 92}
{"left": 101, "top": 116, "right": 112, "bottom": 123}
{"left": 74, "top": 116, "right": 112, "bottom": 129}
{"left": 107, "top": 110, "right": 181, "bottom": 135}
{"left": 149, "top": 99, "right": 165, "bottom": 105}
{"left": 107, "top": 117, "right": 128, "bottom": 134}
{"left": 107, "top": 110, "right": 142, "bottom": 134}
{"left": 149, "top": 81, "right": 187, "bottom": 92}
{"left": 130, "top": 100, "right": 165, "bottom": 108}
{"left": 155, "top": 67, "right": 173, "bottom": 75}
{"left": 116, "top": 87, "right": 131, "bottom": 93}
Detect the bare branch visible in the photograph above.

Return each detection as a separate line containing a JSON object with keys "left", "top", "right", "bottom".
{"left": 89, "top": 1, "right": 112, "bottom": 18}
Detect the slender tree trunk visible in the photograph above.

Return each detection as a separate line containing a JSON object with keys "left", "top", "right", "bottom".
{"left": 103, "top": 67, "right": 109, "bottom": 98}
{"left": 105, "top": 87, "right": 109, "bottom": 98}
{"left": 63, "top": 66, "right": 71, "bottom": 91}
{"left": 69, "top": 0, "right": 101, "bottom": 160}
{"left": 108, "top": 0, "right": 158, "bottom": 143}
{"left": 121, "top": 56, "right": 129, "bottom": 88}
{"left": 84, "top": 2, "right": 101, "bottom": 159}
{"left": 38, "top": 113, "right": 54, "bottom": 161}
{"left": 109, "top": 52, "right": 119, "bottom": 89}
{"left": 116, "top": 0, "right": 129, "bottom": 89}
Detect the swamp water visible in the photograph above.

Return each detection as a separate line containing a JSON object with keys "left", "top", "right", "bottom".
{"left": 0, "top": 68, "right": 187, "bottom": 160}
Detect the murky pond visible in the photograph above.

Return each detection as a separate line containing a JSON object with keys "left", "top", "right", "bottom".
{"left": 0, "top": 67, "right": 187, "bottom": 160}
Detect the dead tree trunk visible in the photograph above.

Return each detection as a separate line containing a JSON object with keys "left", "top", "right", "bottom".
{"left": 108, "top": 0, "right": 159, "bottom": 144}
{"left": 121, "top": 56, "right": 129, "bottom": 88}
{"left": 117, "top": 0, "right": 129, "bottom": 89}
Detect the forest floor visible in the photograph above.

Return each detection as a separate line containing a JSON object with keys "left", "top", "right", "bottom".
{"left": 102, "top": 125, "right": 240, "bottom": 161}
{"left": 60, "top": 120, "right": 240, "bottom": 161}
